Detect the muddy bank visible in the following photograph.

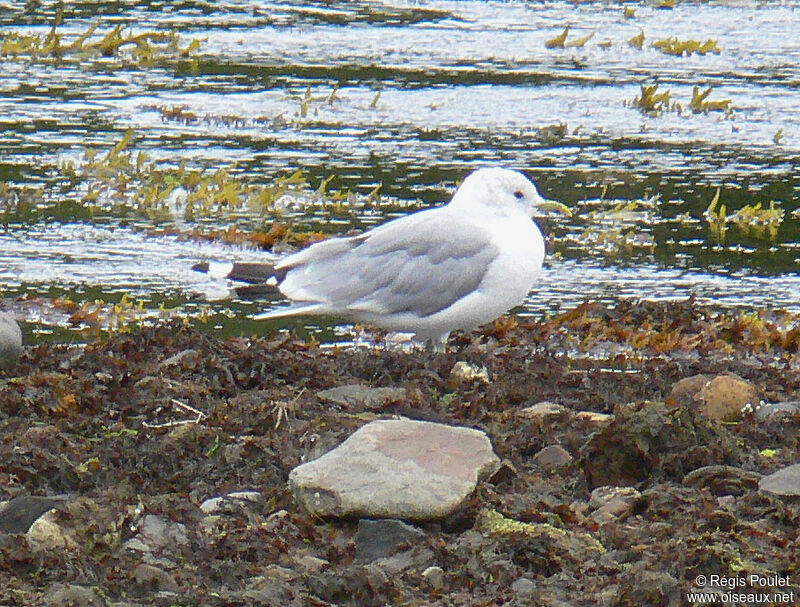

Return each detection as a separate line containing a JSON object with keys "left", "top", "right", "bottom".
{"left": 1, "top": 300, "right": 799, "bottom": 605}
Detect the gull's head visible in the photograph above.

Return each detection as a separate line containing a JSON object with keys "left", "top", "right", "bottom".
{"left": 450, "top": 167, "right": 570, "bottom": 218}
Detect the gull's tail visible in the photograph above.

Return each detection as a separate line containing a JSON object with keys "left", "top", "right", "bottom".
{"left": 253, "top": 303, "right": 327, "bottom": 321}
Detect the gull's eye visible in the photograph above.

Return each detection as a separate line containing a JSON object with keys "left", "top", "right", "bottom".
{"left": 513, "top": 190, "right": 524, "bottom": 200}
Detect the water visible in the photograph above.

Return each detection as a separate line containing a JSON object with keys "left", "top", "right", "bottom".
{"left": 1, "top": 1, "right": 799, "bottom": 342}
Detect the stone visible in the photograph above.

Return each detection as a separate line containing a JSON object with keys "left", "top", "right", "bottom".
{"left": 0, "top": 311, "right": 22, "bottom": 371}
{"left": 755, "top": 401, "right": 800, "bottom": 421}
{"left": 200, "top": 490, "right": 261, "bottom": 514}
{"left": 289, "top": 419, "right": 500, "bottom": 520}
{"left": 512, "top": 577, "right": 536, "bottom": 597}
{"left": 0, "top": 495, "right": 69, "bottom": 534}
{"left": 446, "top": 361, "right": 489, "bottom": 389}
{"left": 316, "top": 384, "right": 406, "bottom": 410}
{"left": 671, "top": 373, "right": 759, "bottom": 421}
{"left": 699, "top": 374, "right": 759, "bottom": 421}
{"left": 532, "top": 444, "right": 573, "bottom": 470}
{"left": 758, "top": 463, "right": 800, "bottom": 497}
{"left": 27, "top": 511, "right": 77, "bottom": 551}
{"left": 49, "top": 584, "right": 105, "bottom": 607}
{"left": 296, "top": 554, "right": 328, "bottom": 573}
{"left": 667, "top": 374, "right": 711, "bottom": 405}
{"left": 355, "top": 518, "right": 426, "bottom": 562}
{"left": 132, "top": 563, "right": 180, "bottom": 593}
{"left": 575, "top": 411, "right": 614, "bottom": 424}
{"left": 122, "top": 514, "right": 189, "bottom": 559}
{"left": 518, "top": 401, "right": 566, "bottom": 419}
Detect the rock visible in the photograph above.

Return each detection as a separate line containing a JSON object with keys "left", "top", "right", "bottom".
{"left": 200, "top": 490, "right": 261, "bottom": 514}
{"left": 588, "top": 486, "right": 641, "bottom": 523}
{"left": 574, "top": 411, "right": 614, "bottom": 425}
{"left": 355, "top": 518, "right": 426, "bottom": 562}
{"left": 486, "top": 460, "right": 517, "bottom": 484}
{"left": 27, "top": 510, "right": 77, "bottom": 551}
{"left": 289, "top": 418, "right": 500, "bottom": 520}
{"left": 122, "top": 514, "right": 189, "bottom": 559}
{"left": 132, "top": 563, "right": 180, "bottom": 593}
{"left": 518, "top": 401, "right": 566, "bottom": 419}
{"left": 296, "top": 554, "right": 328, "bottom": 573}
{"left": 49, "top": 584, "right": 105, "bottom": 607}
{"left": 512, "top": 577, "right": 536, "bottom": 597}
{"left": 671, "top": 373, "right": 759, "bottom": 421}
{"left": 0, "top": 311, "right": 22, "bottom": 371}
{"left": 699, "top": 374, "right": 759, "bottom": 421}
{"left": 0, "top": 495, "right": 70, "bottom": 534}
{"left": 158, "top": 348, "right": 200, "bottom": 370}
{"left": 532, "top": 445, "right": 573, "bottom": 470}
{"left": 446, "top": 361, "right": 489, "bottom": 389}
{"left": 316, "top": 384, "right": 406, "bottom": 410}
{"left": 682, "top": 465, "right": 761, "bottom": 496}
{"left": 667, "top": 374, "right": 711, "bottom": 405}
{"left": 755, "top": 401, "right": 800, "bottom": 421}
{"left": 422, "top": 565, "right": 445, "bottom": 589}
{"left": 758, "top": 463, "right": 800, "bottom": 497}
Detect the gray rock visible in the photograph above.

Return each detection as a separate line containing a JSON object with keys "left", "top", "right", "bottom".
{"left": 756, "top": 401, "right": 800, "bottom": 421}
{"left": 512, "top": 577, "right": 536, "bottom": 597}
{"left": 0, "top": 495, "right": 69, "bottom": 534}
{"left": 200, "top": 490, "right": 261, "bottom": 514}
{"left": 316, "top": 384, "right": 406, "bottom": 410}
{"left": 132, "top": 563, "right": 180, "bottom": 593}
{"left": 122, "top": 514, "right": 189, "bottom": 560}
{"left": 518, "top": 401, "right": 566, "bottom": 419}
{"left": 355, "top": 518, "right": 426, "bottom": 562}
{"left": 0, "top": 312, "right": 22, "bottom": 371}
{"left": 290, "top": 418, "right": 500, "bottom": 520}
{"left": 532, "top": 444, "right": 573, "bottom": 469}
{"left": 759, "top": 463, "right": 800, "bottom": 497}
{"left": 49, "top": 584, "right": 105, "bottom": 607}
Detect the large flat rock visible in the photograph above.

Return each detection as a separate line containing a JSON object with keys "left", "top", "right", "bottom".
{"left": 0, "top": 312, "right": 22, "bottom": 371}
{"left": 289, "top": 419, "right": 500, "bottom": 520}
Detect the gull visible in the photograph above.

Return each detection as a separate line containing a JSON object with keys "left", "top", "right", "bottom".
{"left": 198, "top": 168, "right": 570, "bottom": 346}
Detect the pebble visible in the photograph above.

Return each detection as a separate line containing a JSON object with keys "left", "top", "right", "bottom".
{"left": 532, "top": 444, "right": 573, "bottom": 470}
{"left": 446, "top": 361, "right": 490, "bottom": 389}
{"left": 0, "top": 311, "right": 23, "bottom": 371}
{"left": 355, "top": 518, "right": 426, "bottom": 562}
{"left": 132, "top": 563, "right": 180, "bottom": 593}
{"left": 511, "top": 577, "right": 536, "bottom": 597}
{"left": 122, "top": 514, "right": 189, "bottom": 561}
{"left": 200, "top": 490, "right": 261, "bottom": 514}
{"left": 518, "top": 401, "right": 566, "bottom": 419}
{"left": 289, "top": 418, "right": 500, "bottom": 520}
{"left": 575, "top": 411, "right": 614, "bottom": 425}
{"left": 49, "top": 584, "right": 105, "bottom": 607}
{"left": 316, "top": 384, "right": 407, "bottom": 410}
{"left": 758, "top": 463, "right": 800, "bottom": 497}
{"left": 755, "top": 401, "right": 800, "bottom": 421}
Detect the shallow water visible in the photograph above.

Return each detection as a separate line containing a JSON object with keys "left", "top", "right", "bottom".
{"left": 1, "top": 1, "right": 799, "bottom": 342}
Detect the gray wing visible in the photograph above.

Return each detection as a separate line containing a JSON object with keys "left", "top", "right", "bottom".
{"left": 277, "top": 209, "right": 499, "bottom": 318}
